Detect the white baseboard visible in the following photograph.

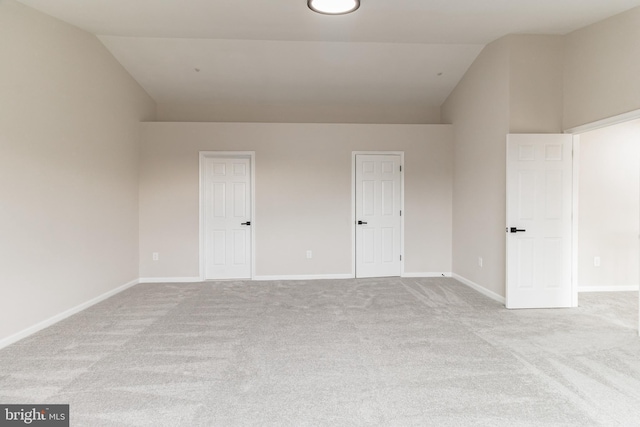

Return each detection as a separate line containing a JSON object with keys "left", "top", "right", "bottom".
{"left": 255, "top": 273, "right": 454, "bottom": 281}
{"left": 452, "top": 273, "right": 506, "bottom": 304}
{"left": 402, "top": 272, "right": 452, "bottom": 278}
{"left": 141, "top": 275, "right": 358, "bottom": 282}
{"left": 140, "top": 274, "right": 458, "bottom": 282}
{"left": 139, "top": 277, "right": 202, "bottom": 283}
{"left": 0, "top": 278, "right": 139, "bottom": 350}
{"left": 578, "top": 285, "right": 639, "bottom": 292}
{"left": 253, "top": 274, "right": 354, "bottom": 281}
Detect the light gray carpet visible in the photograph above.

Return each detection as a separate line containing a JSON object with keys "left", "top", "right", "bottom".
{"left": 1, "top": 278, "right": 639, "bottom": 426}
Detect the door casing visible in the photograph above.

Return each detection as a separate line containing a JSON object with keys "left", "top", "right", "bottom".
{"left": 565, "top": 108, "right": 640, "bottom": 335}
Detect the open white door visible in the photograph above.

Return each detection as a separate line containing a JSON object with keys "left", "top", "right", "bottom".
{"left": 506, "top": 134, "right": 573, "bottom": 309}
{"left": 355, "top": 154, "right": 402, "bottom": 278}
{"left": 202, "top": 155, "right": 252, "bottom": 280}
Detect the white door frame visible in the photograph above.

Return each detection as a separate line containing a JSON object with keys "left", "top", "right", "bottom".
{"left": 199, "top": 151, "right": 256, "bottom": 281}
{"left": 571, "top": 135, "right": 580, "bottom": 308}
{"left": 352, "top": 151, "right": 405, "bottom": 278}
{"left": 565, "top": 108, "right": 640, "bottom": 335}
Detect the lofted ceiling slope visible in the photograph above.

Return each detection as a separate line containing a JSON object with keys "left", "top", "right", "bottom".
{"left": 15, "top": 0, "right": 640, "bottom": 122}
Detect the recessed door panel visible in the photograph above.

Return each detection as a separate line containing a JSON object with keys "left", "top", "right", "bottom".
{"left": 518, "top": 145, "right": 535, "bottom": 161}
{"left": 233, "top": 182, "right": 246, "bottom": 217}
{"left": 233, "top": 163, "right": 246, "bottom": 176}
{"left": 516, "top": 238, "right": 535, "bottom": 289}
{"left": 543, "top": 238, "right": 562, "bottom": 289}
{"left": 233, "top": 230, "right": 246, "bottom": 265}
{"left": 363, "top": 228, "right": 376, "bottom": 264}
{"left": 545, "top": 144, "right": 563, "bottom": 161}
{"left": 213, "top": 183, "right": 226, "bottom": 218}
{"left": 382, "top": 180, "right": 394, "bottom": 216}
{"left": 545, "top": 171, "right": 563, "bottom": 219}
{"left": 518, "top": 171, "right": 535, "bottom": 220}
{"left": 382, "top": 228, "right": 394, "bottom": 263}
{"left": 362, "top": 181, "right": 375, "bottom": 217}
{"left": 213, "top": 163, "right": 226, "bottom": 175}
{"left": 381, "top": 161, "right": 394, "bottom": 174}
{"left": 213, "top": 230, "right": 226, "bottom": 266}
{"left": 362, "top": 161, "right": 375, "bottom": 174}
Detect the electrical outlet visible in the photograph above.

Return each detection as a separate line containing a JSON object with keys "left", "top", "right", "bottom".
{"left": 594, "top": 256, "right": 601, "bottom": 267}
{"left": 478, "top": 257, "right": 483, "bottom": 268}
{"left": 153, "top": 252, "right": 159, "bottom": 261}
{"left": 306, "top": 250, "right": 312, "bottom": 259}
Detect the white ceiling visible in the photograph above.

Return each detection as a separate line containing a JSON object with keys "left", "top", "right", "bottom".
{"left": 16, "top": 0, "right": 640, "bottom": 115}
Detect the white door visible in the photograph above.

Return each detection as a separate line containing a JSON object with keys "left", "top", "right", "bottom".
{"left": 506, "top": 134, "right": 573, "bottom": 309}
{"left": 355, "top": 154, "right": 402, "bottom": 278}
{"left": 203, "top": 156, "right": 252, "bottom": 279}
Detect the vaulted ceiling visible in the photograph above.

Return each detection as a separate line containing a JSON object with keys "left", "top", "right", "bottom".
{"left": 16, "top": 0, "right": 640, "bottom": 120}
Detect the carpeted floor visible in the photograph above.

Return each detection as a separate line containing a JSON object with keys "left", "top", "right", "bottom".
{"left": 0, "top": 278, "right": 639, "bottom": 426}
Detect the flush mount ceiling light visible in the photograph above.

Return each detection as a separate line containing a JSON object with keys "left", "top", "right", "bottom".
{"left": 308, "top": 0, "right": 360, "bottom": 15}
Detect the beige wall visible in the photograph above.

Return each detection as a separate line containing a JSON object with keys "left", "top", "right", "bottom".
{"left": 139, "top": 123, "right": 453, "bottom": 278}
{"left": 156, "top": 102, "right": 442, "bottom": 125}
{"left": 443, "top": 10, "right": 640, "bottom": 298}
{"left": 441, "top": 38, "right": 510, "bottom": 297}
{"left": 509, "top": 35, "right": 564, "bottom": 134}
{"left": 0, "top": 1, "right": 155, "bottom": 343}
{"left": 578, "top": 119, "right": 640, "bottom": 290}
{"left": 442, "top": 35, "right": 565, "bottom": 298}
{"left": 564, "top": 6, "right": 640, "bottom": 130}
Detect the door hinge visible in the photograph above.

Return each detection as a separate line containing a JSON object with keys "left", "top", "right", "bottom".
{"left": 400, "top": 210, "right": 402, "bottom": 216}
{"left": 400, "top": 255, "right": 402, "bottom": 261}
{"left": 400, "top": 165, "right": 402, "bottom": 172}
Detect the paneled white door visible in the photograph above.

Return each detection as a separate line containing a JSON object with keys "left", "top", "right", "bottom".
{"left": 506, "top": 134, "right": 573, "bottom": 308}
{"left": 203, "top": 156, "right": 252, "bottom": 279}
{"left": 355, "top": 154, "right": 402, "bottom": 278}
